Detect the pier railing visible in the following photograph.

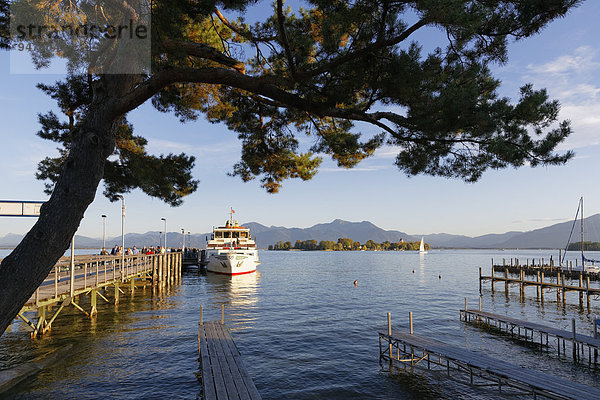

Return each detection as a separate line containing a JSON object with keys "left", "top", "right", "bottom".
{"left": 8, "top": 252, "right": 182, "bottom": 337}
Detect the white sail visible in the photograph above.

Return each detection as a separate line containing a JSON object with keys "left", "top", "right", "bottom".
{"left": 419, "top": 237, "right": 427, "bottom": 254}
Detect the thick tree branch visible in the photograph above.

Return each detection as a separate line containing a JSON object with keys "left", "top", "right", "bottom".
{"left": 294, "top": 18, "right": 428, "bottom": 80}
{"left": 116, "top": 67, "right": 406, "bottom": 135}
{"left": 276, "top": 0, "right": 296, "bottom": 77}
{"left": 162, "top": 39, "right": 246, "bottom": 73}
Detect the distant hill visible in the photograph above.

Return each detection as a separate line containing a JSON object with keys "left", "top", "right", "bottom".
{"left": 2, "top": 214, "right": 600, "bottom": 249}
{"left": 238, "top": 219, "right": 417, "bottom": 248}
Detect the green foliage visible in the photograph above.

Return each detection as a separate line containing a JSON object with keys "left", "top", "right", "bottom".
{"left": 271, "top": 238, "right": 430, "bottom": 251}
{"left": 8, "top": 0, "right": 582, "bottom": 195}
{"left": 567, "top": 242, "right": 600, "bottom": 251}
{"left": 34, "top": 76, "right": 198, "bottom": 206}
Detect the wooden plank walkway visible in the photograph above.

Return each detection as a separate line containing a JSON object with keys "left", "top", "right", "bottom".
{"left": 198, "top": 321, "right": 261, "bottom": 400}
{"left": 380, "top": 330, "right": 600, "bottom": 399}
{"left": 461, "top": 309, "right": 600, "bottom": 364}
{"left": 10, "top": 253, "right": 182, "bottom": 336}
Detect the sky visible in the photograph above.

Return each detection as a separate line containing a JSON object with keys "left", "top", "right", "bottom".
{"left": 1, "top": 1, "right": 600, "bottom": 240}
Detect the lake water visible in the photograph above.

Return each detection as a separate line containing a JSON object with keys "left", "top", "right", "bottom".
{"left": 1, "top": 249, "right": 600, "bottom": 399}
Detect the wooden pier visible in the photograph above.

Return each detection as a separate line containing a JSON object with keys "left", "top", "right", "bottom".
{"left": 479, "top": 264, "right": 600, "bottom": 309}
{"left": 6, "top": 252, "right": 182, "bottom": 337}
{"left": 460, "top": 308, "right": 600, "bottom": 364}
{"left": 380, "top": 313, "right": 600, "bottom": 400}
{"left": 197, "top": 307, "right": 261, "bottom": 400}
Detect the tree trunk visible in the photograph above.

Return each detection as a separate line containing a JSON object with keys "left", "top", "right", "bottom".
{"left": 0, "top": 75, "right": 138, "bottom": 335}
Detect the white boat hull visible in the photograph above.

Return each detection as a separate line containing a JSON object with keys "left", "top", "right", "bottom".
{"left": 205, "top": 250, "right": 260, "bottom": 275}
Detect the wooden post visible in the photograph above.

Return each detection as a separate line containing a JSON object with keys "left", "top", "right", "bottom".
{"left": 479, "top": 267, "right": 482, "bottom": 294}
{"left": 579, "top": 275, "right": 584, "bottom": 307}
{"left": 114, "top": 281, "right": 120, "bottom": 305}
{"left": 562, "top": 274, "right": 566, "bottom": 304}
{"left": 594, "top": 317, "right": 597, "bottom": 339}
{"left": 54, "top": 266, "right": 58, "bottom": 299}
{"left": 559, "top": 249, "right": 562, "bottom": 266}
{"left": 464, "top": 297, "right": 467, "bottom": 311}
{"left": 200, "top": 305, "right": 203, "bottom": 326}
{"left": 541, "top": 271, "right": 545, "bottom": 303}
{"left": 587, "top": 276, "right": 591, "bottom": 311}
{"left": 91, "top": 289, "right": 97, "bottom": 316}
{"left": 166, "top": 254, "right": 171, "bottom": 286}
{"left": 387, "top": 313, "right": 392, "bottom": 358}
{"left": 572, "top": 319, "right": 577, "bottom": 361}
{"left": 221, "top": 304, "right": 225, "bottom": 324}
{"left": 70, "top": 237, "right": 75, "bottom": 297}
{"left": 409, "top": 312, "right": 413, "bottom": 334}
{"left": 519, "top": 270, "right": 524, "bottom": 300}
{"left": 505, "top": 268, "right": 509, "bottom": 295}
{"left": 491, "top": 265, "right": 495, "bottom": 291}
{"left": 536, "top": 272, "right": 540, "bottom": 299}
{"left": 478, "top": 296, "right": 482, "bottom": 311}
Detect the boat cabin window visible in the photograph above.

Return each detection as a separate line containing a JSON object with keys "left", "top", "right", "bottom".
{"left": 224, "top": 231, "right": 231, "bottom": 238}
{"left": 240, "top": 232, "right": 248, "bottom": 238}
{"left": 232, "top": 231, "right": 240, "bottom": 238}
{"left": 215, "top": 232, "right": 223, "bottom": 238}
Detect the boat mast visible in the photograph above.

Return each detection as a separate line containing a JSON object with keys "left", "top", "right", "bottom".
{"left": 581, "top": 196, "right": 584, "bottom": 266}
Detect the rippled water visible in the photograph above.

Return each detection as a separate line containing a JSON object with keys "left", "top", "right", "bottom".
{"left": 2, "top": 249, "right": 600, "bottom": 399}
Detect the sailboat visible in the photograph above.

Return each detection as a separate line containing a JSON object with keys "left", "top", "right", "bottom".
{"left": 562, "top": 197, "right": 600, "bottom": 272}
{"left": 419, "top": 237, "right": 427, "bottom": 254}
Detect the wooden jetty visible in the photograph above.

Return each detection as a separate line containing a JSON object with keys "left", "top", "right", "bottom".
{"left": 380, "top": 313, "right": 600, "bottom": 400}
{"left": 197, "top": 306, "right": 261, "bottom": 400}
{"left": 5, "top": 252, "right": 182, "bottom": 337}
{"left": 460, "top": 307, "right": 600, "bottom": 364}
{"left": 492, "top": 256, "right": 600, "bottom": 281}
{"left": 479, "top": 264, "right": 600, "bottom": 309}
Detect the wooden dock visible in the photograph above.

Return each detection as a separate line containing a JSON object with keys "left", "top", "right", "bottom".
{"left": 460, "top": 308, "right": 600, "bottom": 364}
{"left": 479, "top": 264, "right": 600, "bottom": 309}
{"left": 198, "top": 318, "right": 261, "bottom": 400}
{"left": 380, "top": 313, "right": 600, "bottom": 400}
{"left": 7, "top": 252, "right": 182, "bottom": 337}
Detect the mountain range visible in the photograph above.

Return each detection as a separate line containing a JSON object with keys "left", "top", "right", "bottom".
{"left": 2, "top": 215, "right": 600, "bottom": 249}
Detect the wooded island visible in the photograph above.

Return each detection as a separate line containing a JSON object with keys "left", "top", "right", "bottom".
{"left": 269, "top": 238, "right": 430, "bottom": 251}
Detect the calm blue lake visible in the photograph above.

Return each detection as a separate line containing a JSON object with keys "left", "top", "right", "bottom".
{"left": 1, "top": 249, "right": 600, "bottom": 399}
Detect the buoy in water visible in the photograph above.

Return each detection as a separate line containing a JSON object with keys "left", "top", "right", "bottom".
{"left": 438, "top": 274, "right": 442, "bottom": 279}
{"left": 353, "top": 280, "right": 358, "bottom": 287}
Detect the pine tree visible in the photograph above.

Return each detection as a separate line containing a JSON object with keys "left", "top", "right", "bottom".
{"left": 0, "top": 0, "right": 582, "bottom": 335}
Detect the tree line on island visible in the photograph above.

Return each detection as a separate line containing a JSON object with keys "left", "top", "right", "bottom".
{"left": 269, "top": 238, "right": 430, "bottom": 251}
{"left": 567, "top": 242, "right": 600, "bottom": 251}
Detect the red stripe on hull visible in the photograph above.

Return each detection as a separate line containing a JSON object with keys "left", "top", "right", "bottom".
{"left": 207, "top": 269, "right": 256, "bottom": 276}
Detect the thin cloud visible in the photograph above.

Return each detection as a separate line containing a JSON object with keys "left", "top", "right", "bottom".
{"left": 526, "top": 46, "right": 600, "bottom": 76}
{"left": 521, "top": 47, "right": 600, "bottom": 151}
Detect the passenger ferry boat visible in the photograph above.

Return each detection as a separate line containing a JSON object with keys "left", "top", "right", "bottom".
{"left": 201, "top": 211, "right": 260, "bottom": 275}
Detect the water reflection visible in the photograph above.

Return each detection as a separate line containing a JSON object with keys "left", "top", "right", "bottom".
{"left": 202, "top": 271, "right": 260, "bottom": 329}
{"left": 418, "top": 253, "right": 426, "bottom": 283}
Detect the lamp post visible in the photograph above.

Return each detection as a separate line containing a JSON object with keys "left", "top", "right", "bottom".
{"left": 101, "top": 214, "right": 107, "bottom": 253}
{"left": 187, "top": 231, "right": 191, "bottom": 249}
{"left": 181, "top": 228, "right": 185, "bottom": 254}
{"left": 161, "top": 217, "right": 167, "bottom": 249}
{"left": 118, "top": 195, "right": 125, "bottom": 280}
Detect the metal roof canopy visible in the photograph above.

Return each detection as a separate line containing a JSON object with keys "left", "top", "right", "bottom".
{"left": 0, "top": 200, "right": 45, "bottom": 217}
